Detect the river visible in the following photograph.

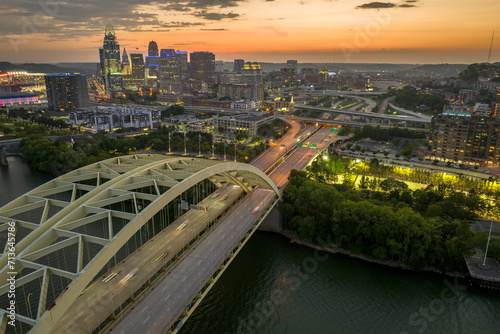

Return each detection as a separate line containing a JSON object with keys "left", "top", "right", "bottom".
{"left": 1, "top": 156, "right": 499, "bottom": 334}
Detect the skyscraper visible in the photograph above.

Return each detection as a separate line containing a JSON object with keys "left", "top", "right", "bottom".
{"left": 99, "top": 23, "right": 123, "bottom": 93}
{"left": 175, "top": 51, "right": 189, "bottom": 80}
{"left": 158, "top": 49, "right": 189, "bottom": 92}
{"left": 234, "top": 59, "right": 245, "bottom": 73}
{"left": 121, "top": 48, "right": 131, "bottom": 75}
{"left": 159, "top": 49, "right": 176, "bottom": 80}
{"left": 148, "top": 41, "right": 159, "bottom": 57}
{"left": 190, "top": 51, "right": 215, "bottom": 84}
{"left": 146, "top": 41, "right": 160, "bottom": 86}
{"left": 130, "top": 54, "right": 145, "bottom": 87}
{"left": 45, "top": 74, "right": 90, "bottom": 112}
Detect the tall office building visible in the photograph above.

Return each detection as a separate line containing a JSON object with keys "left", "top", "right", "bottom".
{"left": 99, "top": 23, "right": 123, "bottom": 93}
{"left": 158, "top": 49, "right": 189, "bottom": 92}
{"left": 45, "top": 74, "right": 90, "bottom": 112}
{"left": 175, "top": 51, "right": 189, "bottom": 80}
{"left": 234, "top": 59, "right": 245, "bottom": 73}
{"left": 145, "top": 41, "right": 159, "bottom": 86}
{"left": 130, "top": 54, "right": 145, "bottom": 87}
{"left": 190, "top": 51, "right": 215, "bottom": 84}
{"left": 121, "top": 48, "right": 131, "bottom": 75}
{"left": 148, "top": 41, "right": 159, "bottom": 57}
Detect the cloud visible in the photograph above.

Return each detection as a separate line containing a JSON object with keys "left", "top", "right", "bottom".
{"left": 356, "top": 1, "right": 419, "bottom": 9}
{"left": 194, "top": 11, "right": 240, "bottom": 20}
{"left": 200, "top": 28, "right": 228, "bottom": 31}
{"left": 0, "top": 0, "right": 245, "bottom": 42}
{"left": 162, "top": 21, "right": 205, "bottom": 28}
{"left": 356, "top": 2, "right": 397, "bottom": 9}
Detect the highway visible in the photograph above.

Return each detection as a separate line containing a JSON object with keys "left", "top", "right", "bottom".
{"left": 250, "top": 117, "right": 301, "bottom": 172}
{"left": 53, "top": 118, "right": 333, "bottom": 334}
{"left": 108, "top": 188, "right": 276, "bottom": 334}
{"left": 295, "top": 103, "right": 430, "bottom": 124}
{"left": 270, "top": 127, "right": 335, "bottom": 187}
{"left": 50, "top": 183, "right": 245, "bottom": 333}
{"left": 108, "top": 126, "right": 333, "bottom": 334}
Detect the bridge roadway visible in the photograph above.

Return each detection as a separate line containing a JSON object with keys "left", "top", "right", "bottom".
{"left": 295, "top": 104, "right": 431, "bottom": 123}
{"left": 283, "top": 115, "right": 429, "bottom": 132}
{"left": 50, "top": 182, "right": 245, "bottom": 333}
{"left": 109, "top": 188, "right": 275, "bottom": 333}
{"left": 51, "top": 121, "right": 329, "bottom": 333}
{"left": 108, "top": 126, "right": 337, "bottom": 333}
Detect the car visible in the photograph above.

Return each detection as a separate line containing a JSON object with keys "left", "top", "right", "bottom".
{"left": 222, "top": 195, "right": 227, "bottom": 200}
{"left": 308, "top": 154, "right": 312, "bottom": 157}
{"left": 252, "top": 207, "right": 260, "bottom": 214}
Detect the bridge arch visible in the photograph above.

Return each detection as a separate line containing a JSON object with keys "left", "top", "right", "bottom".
{"left": 0, "top": 155, "right": 279, "bottom": 333}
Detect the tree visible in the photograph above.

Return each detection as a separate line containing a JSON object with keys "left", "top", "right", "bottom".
{"left": 359, "top": 175, "right": 369, "bottom": 190}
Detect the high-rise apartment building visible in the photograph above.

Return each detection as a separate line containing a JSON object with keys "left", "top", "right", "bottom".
{"left": 190, "top": 52, "right": 215, "bottom": 84}
{"left": 98, "top": 23, "right": 122, "bottom": 93}
{"left": 428, "top": 104, "right": 500, "bottom": 165}
{"left": 130, "top": 54, "right": 145, "bottom": 87}
{"left": 45, "top": 74, "right": 90, "bottom": 112}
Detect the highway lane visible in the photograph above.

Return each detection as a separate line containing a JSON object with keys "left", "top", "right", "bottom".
{"left": 270, "top": 127, "right": 334, "bottom": 187}
{"left": 108, "top": 189, "right": 276, "bottom": 334}
{"left": 51, "top": 184, "right": 244, "bottom": 333}
{"left": 106, "top": 125, "right": 334, "bottom": 333}
{"left": 55, "top": 116, "right": 326, "bottom": 333}
{"left": 250, "top": 118, "right": 301, "bottom": 172}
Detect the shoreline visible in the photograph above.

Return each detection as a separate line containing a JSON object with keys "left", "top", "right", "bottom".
{"left": 279, "top": 229, "right": 467, "bottom": 279}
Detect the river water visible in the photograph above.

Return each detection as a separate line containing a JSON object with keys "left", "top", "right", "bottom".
{"left": 2, "top": 157, "right": 499, "bottom": 334}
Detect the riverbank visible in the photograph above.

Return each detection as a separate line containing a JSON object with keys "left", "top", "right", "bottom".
{"left": 280, "top": 229, "right": 467, "bottom": 279}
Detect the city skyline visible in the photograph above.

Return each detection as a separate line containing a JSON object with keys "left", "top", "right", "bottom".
{"left": 0, "top": 0, "right": 499, "bottom": 64}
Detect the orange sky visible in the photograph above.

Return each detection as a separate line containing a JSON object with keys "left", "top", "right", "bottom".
{"left": 0, "top": 0, "right": 499, "bottom": 64}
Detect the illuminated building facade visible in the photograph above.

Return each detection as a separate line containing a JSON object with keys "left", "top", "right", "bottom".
{"left": 190, "top": 52, "right": 215, "bottom": 84}
{"left": 212, "top": 112, "right": 275, "bottom": 136}
{"left": 99, "top": 23, "right": 123, "bottom": 93}
{"left": 45, "top": 74, "right": 90, "bottom": 112}
{"left": 130, "top": 54, "right": 145, "bottom": 87}
{"left": 159, "top": 49, "right": 189, "bottom": 93}
{"left": 0, "top": 92, "right": 39, "bottom": 106}
{"left": 428, "top": 105, "right": 500, "bottom": 165}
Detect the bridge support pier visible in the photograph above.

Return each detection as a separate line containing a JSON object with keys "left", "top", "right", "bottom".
{"left": 258, "top": 200, "right": 283, "bottom": 233}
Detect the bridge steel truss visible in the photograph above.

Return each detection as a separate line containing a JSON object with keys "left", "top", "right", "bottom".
{"left": 0, "top": 154, "right": 279, "bottom": 334}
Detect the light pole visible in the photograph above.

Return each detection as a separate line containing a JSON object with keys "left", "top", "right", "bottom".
{"left": 168, "top": 132, "right": 172, "bottom": 154}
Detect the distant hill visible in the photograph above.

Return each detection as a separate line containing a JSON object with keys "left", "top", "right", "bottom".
{"left": 0, "top": 62, "right": 97, "bottom": 75}
{"left": 397, "top": 64, "right": 468, "bottom": 78}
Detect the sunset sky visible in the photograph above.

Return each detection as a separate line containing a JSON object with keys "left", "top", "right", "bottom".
{"left": 0, "top": 0, "right": 498, "bottom": 64}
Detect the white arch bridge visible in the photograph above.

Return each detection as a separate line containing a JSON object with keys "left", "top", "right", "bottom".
{"left": 0, "top": 154, "right": 280, "bottom": 334}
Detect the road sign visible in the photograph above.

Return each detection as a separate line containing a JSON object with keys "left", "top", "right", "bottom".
{"left": 331, "top": 128, "right": 336, "bottom": 131}
{"left": 310, "top": 143, "right": 317, "bottom": 148}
